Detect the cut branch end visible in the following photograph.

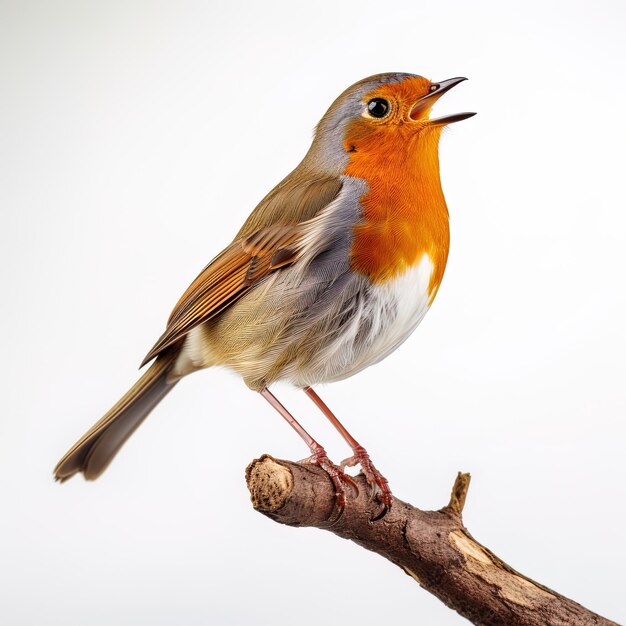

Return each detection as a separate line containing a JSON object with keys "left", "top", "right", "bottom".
{"left": 245, "top": 454, "right": 293, "bottom": 512}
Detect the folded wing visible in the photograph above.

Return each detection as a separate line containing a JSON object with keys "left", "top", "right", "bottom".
{"left": 141, "top": 224, "right": 303, "bottom": 366}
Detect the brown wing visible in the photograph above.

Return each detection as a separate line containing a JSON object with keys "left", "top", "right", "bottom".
{"left": 140, "top": 224, "right": 303, "bottom": 366}
{"left": 235, "top": 174, "right": 343, "bottom": 238}
{"left": 141, "top": 175, "right": 344, "bottom": 367}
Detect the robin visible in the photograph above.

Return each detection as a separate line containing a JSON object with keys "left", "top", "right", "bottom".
{"left": 54, "top": 72, "right": 474, "bottom": 517}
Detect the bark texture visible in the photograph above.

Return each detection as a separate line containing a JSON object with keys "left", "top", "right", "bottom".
{"left": 245, "top": 455, "right": 619, "bottom": 626}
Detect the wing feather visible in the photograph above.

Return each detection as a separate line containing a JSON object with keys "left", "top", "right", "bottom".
{"left": 141, "top": 225, "right": 304, "bottom": 365}
{"left": 140, "top": 176, "right": 344, "bottom": 367}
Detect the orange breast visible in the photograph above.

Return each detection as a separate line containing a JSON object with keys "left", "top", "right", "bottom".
{"left": 343, "top": 121, "right": 450, "bottom": 299}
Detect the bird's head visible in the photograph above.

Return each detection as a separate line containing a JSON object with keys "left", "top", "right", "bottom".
{"left": 304, "top": 73, "right": 475, "bottom": 175}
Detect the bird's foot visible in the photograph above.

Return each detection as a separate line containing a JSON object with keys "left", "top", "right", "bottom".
{"left": 302, "top": 444, "right": 359, "bottom": 513}
{"left": 341, "top": 446, "right": 392, "bottom": 520}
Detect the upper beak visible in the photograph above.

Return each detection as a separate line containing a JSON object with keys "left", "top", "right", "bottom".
{"left": 409, "top": 77, "right": 476, "bottom": 126}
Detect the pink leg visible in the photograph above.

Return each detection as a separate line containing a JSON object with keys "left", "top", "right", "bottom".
{"left": 303, "top": 386, "right": 392, "bottom": 518}
{"left": 260, "top": 388, "right": 357, "bottom": 511}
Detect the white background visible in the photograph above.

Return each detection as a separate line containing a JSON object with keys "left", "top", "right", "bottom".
{"left": 1, "top": 1, "right": 625, "bottom": 624}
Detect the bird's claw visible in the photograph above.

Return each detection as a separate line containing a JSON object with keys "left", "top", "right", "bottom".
{"left": 341, "top": 447, "right": 392, "bottom": 520}
{"left": 370, "top": 504, "right": 390, "bottom": 522}
{"left": 302, "top": 446, "right": 359, "bottom": 517}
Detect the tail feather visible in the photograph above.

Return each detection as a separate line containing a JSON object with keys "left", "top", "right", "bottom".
{"left": 54, "top": 356, "right": 178, "bottom": 482}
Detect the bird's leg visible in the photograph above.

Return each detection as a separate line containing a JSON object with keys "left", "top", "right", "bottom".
{"left": 260, "top": 388, "right": 357, "bottom": 511}
{"left": 303, "top": 386, "right": 392, "bottom": 518}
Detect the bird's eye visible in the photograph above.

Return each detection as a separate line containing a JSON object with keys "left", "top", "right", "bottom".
{"left": 366, "top": 98, "right": 390, "bottom": 118}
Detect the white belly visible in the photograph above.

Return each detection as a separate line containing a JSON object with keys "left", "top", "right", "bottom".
{"left": 291, "top": 253, "right": 435, "bottom": 385}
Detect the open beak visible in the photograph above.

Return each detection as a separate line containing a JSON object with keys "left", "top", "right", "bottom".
{"left": 409, "top": 77, "right": 476, "bottom": 126}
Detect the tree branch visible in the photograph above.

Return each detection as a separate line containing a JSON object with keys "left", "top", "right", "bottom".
{"left": 245, "top": 455, "right": 618, "bottom": 626}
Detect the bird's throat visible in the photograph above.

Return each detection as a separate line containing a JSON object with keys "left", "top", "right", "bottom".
{"left": 344, "top": 126, "right": 450, "bottom": 297}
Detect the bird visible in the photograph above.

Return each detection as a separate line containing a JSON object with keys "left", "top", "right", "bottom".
{"left": 54, "top": 72, "right": 474, "bottom": 517}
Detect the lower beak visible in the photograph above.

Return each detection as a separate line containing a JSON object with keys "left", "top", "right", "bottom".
{"left": 409, "top": 77, "right": 476, "bottom": 126}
